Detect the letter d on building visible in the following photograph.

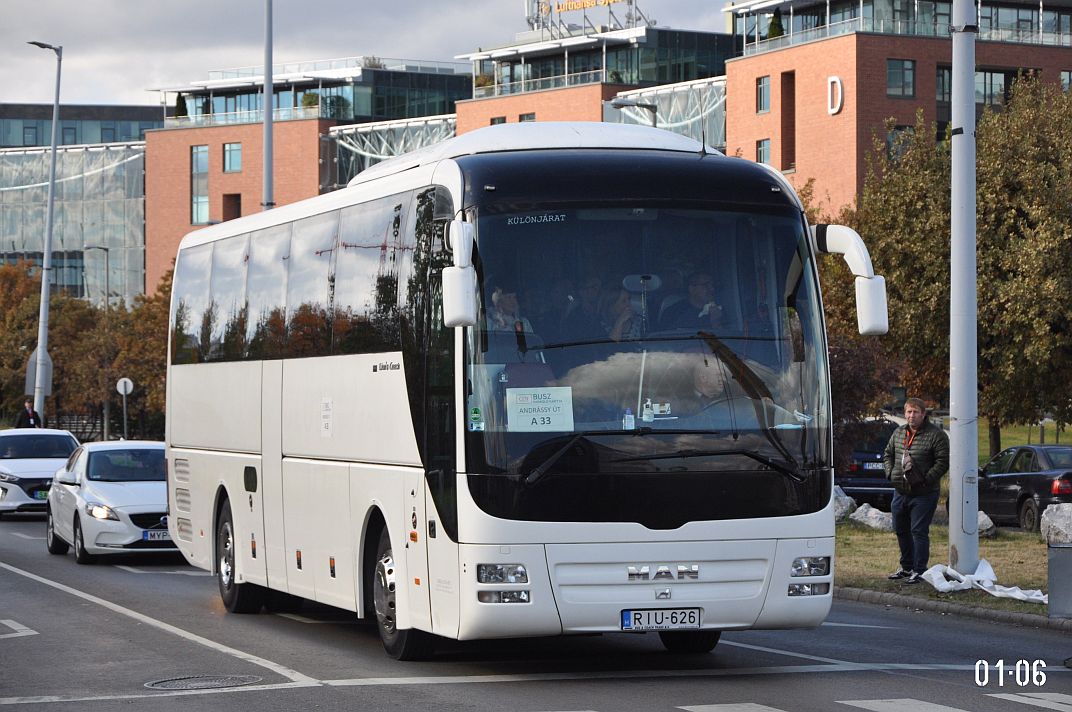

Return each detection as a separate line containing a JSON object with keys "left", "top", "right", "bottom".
{"left": 827, "top": 76, "right": 844, "bottom": 115}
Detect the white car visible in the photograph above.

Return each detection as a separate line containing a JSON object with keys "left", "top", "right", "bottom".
{"left": 0, "top": 429, "right": 79, "bottom": 517}
{"left": 46, "top": 441, "right": 174, "bottom": 563}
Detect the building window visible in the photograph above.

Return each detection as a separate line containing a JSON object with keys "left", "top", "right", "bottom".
{"left": 101, "top": 127, "right": 115, "bottom": 142}
{"left": 223, "top": 142, "right": 242, "bottom": 172}
{"left": 191, "top": 145, "right": 209, "bottom": 225}
{"left": 887, "top": 59, "right": 915, "bottom": 97}
{"left": 936, "top": 67, "right": 951, "bottom": 103}
{"left": 23, "top": 126, "right": 37, "bottom": 146}
{"left": 975, "top": 70, "right": 1006, "bottom": 106}
{"left": 62, "top": 127, "right": 76, "bottom": 145}
{"left": 1061, "top": 70, "right": 1071, "bottom": 91}
{"left": 756, "top": 76, "right": 770, "bottom": 113}
{"left": 756, "top": 139, "right": 771, "bottom": 165}
{"left": 490, "top": 116, "right": 506, "bottom": 125}
{"left": 519, "top": 112, "right": 536, "bottom": 122}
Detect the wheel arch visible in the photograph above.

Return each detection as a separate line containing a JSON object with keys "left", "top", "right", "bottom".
{"left": 358, "top": 505, "right": 388, "bottom": 620}
{"left": 211, "top": 484, "right": 232, "bottom": 575}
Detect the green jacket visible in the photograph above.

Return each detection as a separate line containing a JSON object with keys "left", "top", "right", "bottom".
{"left": 882, "top": 420, "right": 949, "bottom": 495}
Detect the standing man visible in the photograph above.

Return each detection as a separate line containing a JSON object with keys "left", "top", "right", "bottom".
{"left": 883, "top": 397, "right": 949, "bottom": 584}
{"left": 14, "top": 399, "right": 43, "bottom": 428}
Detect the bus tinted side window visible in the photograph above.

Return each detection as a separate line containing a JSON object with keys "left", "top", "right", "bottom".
{"left": 286, "top": 210, "right": 339, "bottom": 358}
{"left": 171, "top": 242, "right": 213, "bottom": 365}
{"left": 333, "top": 194, "right": 407, "bottom": 354}
{"left": 209, "top": 234, "right": 250, "bottom": 361}
{"left": 245, "top": 224, "right": 291, "bottom": 360}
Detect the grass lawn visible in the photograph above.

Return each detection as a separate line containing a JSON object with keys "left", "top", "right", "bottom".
{"left": 835, "top": 521, "right": 1053, "bottom": 617}
{"left": 972, "top": 419, "right": 1069, "bottom": 466}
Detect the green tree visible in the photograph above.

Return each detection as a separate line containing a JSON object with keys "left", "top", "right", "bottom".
{"left": 768, "top": 10, "right": 785, "bottom": 39}
{"left": 854, "top": 77, "right": 1072, "bottom": 455}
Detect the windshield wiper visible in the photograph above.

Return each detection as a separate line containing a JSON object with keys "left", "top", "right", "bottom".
{"left": 524, "top": 429, "right": 651, "bottom": 487}
{"left": 611, "top": 447, "right": 807, "bottom": 483}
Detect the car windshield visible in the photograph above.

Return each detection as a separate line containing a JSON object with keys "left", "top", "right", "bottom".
{"left": 1046, "top": 448, "right": 1072, "bottom": 468}
{"left": 0, "top": 434, "right": 77, "bottom": 459}
{"left": 465, "top": 204, "right": 830, "bottom": 477}
{"left": 86, "top": 449, "right": 166, "bottom": 482}
{"left": 857, "top": 423, "right": 897, "bottom": 453}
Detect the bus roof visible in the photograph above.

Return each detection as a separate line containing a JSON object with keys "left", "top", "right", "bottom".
{"left": 346, "top": 122, "right": 721, "bottom": 188}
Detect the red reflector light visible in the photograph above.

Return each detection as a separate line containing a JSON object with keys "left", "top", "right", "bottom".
{"left": 1053, "top": 479, "right": 1072, "bottom": 496}
{"left": 848, "top": 463, "right": 860, "bottom": 472}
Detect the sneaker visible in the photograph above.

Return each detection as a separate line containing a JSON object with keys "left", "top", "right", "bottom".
{"left": 903, "top": 572, "right": 922, "bottom": 584}
{"left": 887, "top": 569, "right": 910, "bottom": 580}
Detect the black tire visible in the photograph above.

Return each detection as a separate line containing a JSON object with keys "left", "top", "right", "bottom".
{"left": 1019, "top": 498, "right": 1040, "bottom": 532}
{"left": 46, "top": 507, "right": 69, "bottom": 555}
{"left": 372, "top": 528, "right": 433, "bottom": 660}
{"left": 659, "top": 630, "right": 721, "bottom": 654}
{"left": 216, "top": 503, "right": 266, "bottom": 613}
{"left": 73, "top": 516, "right": 95, "bottom": 564}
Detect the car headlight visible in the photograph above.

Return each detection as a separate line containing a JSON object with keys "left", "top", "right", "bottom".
{"left": 86, "top": 502, "right": 119, "bottom": 521}
{"left": 0, "top": 470, "right": 20, "bottom": 483}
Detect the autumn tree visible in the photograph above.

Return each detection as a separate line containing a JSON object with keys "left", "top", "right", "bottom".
{"left": 854, "top": 77, "right": 1072, "bottom": 455}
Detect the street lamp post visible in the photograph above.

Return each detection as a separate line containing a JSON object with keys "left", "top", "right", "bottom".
{"left": 610, "top": 96, "right": 658, "bottom": 128}
{"left": 84, "top": 244, "right": 111, "bottom": 440}
{"left": 28, "top": 40, "right": 62, "bottom": 421}
{"left": 84, "top": 245, "right": 109, "bottom": 309}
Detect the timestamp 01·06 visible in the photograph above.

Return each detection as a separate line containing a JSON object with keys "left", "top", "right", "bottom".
{"left": 975, "top": 659, "right": 1047, "bottom": 687}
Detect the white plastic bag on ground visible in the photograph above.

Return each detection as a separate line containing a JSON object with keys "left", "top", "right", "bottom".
{"left": 921, "top": 558, "right": 1047, "bottom": 604}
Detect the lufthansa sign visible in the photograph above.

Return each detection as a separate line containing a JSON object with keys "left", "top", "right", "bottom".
{"left": 556, "top": 0, "right": 625, "bottom": 11}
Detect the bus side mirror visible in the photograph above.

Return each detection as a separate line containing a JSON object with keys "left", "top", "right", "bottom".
{"left": 443, "top": 266, "right": 477, "bottom": 327}
{"left": 855, "top": 275, "right": 888, "bottom": 336}
{"left": 811, "top": 224, "right": 889, "bottom": 336}
{"left": 443, "top": 220, "right": 478, "bottom": 327}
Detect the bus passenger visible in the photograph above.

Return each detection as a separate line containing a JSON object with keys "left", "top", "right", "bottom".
{"left": 659, "top": 272, "right": 723, "bottom": 332}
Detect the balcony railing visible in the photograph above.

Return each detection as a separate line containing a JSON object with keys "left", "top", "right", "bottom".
{"left": 742, "top": 16, "right": 1072, "bottom": 55}
{"left": 164, "top": 105, "right": 321, "bottom": 128}
{"left": 473, "top": 68, "right": 606, "bottom": 98}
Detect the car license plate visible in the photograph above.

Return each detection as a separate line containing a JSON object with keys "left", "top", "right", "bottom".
{"left": 864, "top": 462, "right": 884, "bottom": 470}
{"left": 621, "top": 608, "right": 701, "bottom": 631}
{"left": 143, "top": 530, "right": 171, "bottom": 542}
{"left": 33, "top": 490, "right": 49, "bottom": 500}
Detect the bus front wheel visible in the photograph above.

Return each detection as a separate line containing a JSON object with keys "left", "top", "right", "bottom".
{"left": 659, "top": 630, "right": 721, "bottom": 654}
{"left": 372, "top": 528, "right": 433, "bottom": 660}
{"left": 217, "top": 503, "right": 265, "bottom": 613}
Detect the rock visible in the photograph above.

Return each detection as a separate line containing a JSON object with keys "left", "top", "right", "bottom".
{"left": 978, "top": 510, "right": 997, "bottom": 538}
{"left": 833, "top": 486, "right": 857, "bottom": 522}
{"left": 850, "top": 502, "right": 893, "bottom": 532}
{"left": 1041, "top": 503, "right": 1072, "bottom": 545}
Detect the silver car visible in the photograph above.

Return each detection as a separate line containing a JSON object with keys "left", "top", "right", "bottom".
{"left": 0, "top": 429, "right": 80, "bottom": 517}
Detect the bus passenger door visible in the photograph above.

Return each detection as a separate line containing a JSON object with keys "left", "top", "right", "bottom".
{"left": 404, "top": 470, "right": 432, "bottom": 631}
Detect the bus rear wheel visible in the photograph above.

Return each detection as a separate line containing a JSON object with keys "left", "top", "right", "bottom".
{"left": 659, "top": 630, "right": 721, "bottom": 654}
{"left": 372, "top": 528, "right": 433, "bottom": 660}
{"left": 217, "top": 503, "right": 265, "bottom": 613}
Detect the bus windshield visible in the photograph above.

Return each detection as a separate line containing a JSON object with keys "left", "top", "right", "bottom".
{"left": 464, "top": 204, "right": 830, "bottom": 489}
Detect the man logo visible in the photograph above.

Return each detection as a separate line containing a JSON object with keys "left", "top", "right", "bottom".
{"left": 627, "top": 564, "right": 700, "bottom": 581}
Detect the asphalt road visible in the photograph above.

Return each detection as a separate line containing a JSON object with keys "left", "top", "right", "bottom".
{"left": 1, "top": 512, "right": 1070, "bottom": 712}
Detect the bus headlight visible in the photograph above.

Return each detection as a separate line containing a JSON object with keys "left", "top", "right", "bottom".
{"left": 477, "top": 590, "right": 530, "bottom": 603}
{"left": 477, "top": 563, "right": 528, "bottom": 584}
{"left": 790, "top": 557, "right": 830, "bottom": 577}
{"left": 788, "top": 582, "right": 830, "bottom": 596}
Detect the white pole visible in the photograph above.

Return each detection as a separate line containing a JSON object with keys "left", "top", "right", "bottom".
{"left": 29, "top": 41, "right": 62, "bottom": 421}
{"left": 948, "top": 0, "right": 979, "bottom": 574}
{"left": 263, "top": 0, "right": 274, "bottom": 210}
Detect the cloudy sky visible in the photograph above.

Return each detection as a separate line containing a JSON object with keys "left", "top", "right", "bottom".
{"left": 4, "top": 0, "right": 727, "bottom": 106}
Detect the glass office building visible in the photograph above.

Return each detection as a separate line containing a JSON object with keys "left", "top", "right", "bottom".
{"left": 0, "top": 104, "right": 162, "bottom": 148}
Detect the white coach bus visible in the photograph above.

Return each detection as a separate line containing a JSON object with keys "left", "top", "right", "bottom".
{"left": 166, "top": 122, "right": 887, "bottom": 660}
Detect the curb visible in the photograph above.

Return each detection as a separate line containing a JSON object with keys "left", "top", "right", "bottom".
{"left": 834, "top": 586, "right": 1072, "bottom": 633}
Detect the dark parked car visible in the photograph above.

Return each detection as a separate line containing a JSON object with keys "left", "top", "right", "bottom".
{"left": 835, "top": 419, "right": 899, "bottom": 511}
{"left": 979, "top": 445, "right": 1072, "bottom": 531}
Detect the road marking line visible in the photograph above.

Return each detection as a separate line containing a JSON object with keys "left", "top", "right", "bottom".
{"left": 322, "top": 663, "right": 999, "bottom": 687}
{"left": 9, "top": 533, "right": 44, "bottom": 541}
{"left": 0, "top": 681, "right": 318, "bottom": 706}
{"left": 681, "top": 704, "right": 789, "bottom": 711}
{"left": 720, "top": 640, "right": 857, "bottom": 665}
{"left": 114, "top": 565, "right": 209, "bottom": 577}
{"left": 0, "top": 562, "right": 317, "bottom": 685}
{"left": 838, "top": 700, "right": 974, "bottom": 712}
{"left": 274, "top": 613, "right": 355, "bottom": 625}
{"left": 0, "top": 620, "right": 37, "bottom": 639}
{"left": 821, "top": 622, "right": 897, "bottom": 629}
{"left": 990, "top": 693, "right": 1072, "bottom": 711}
